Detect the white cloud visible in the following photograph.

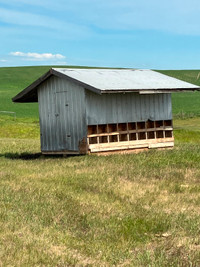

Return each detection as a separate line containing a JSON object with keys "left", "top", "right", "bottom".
{"left": 0, "top": 59, "right": 7, "bottom": 62}
{"left": 10, "top": 51, "right": 65, "bottom": 61}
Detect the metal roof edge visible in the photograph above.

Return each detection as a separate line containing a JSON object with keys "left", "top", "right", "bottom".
{"left": 152, "top": 70, "right": 200, "bottom": 89}
{"left": 138, "top": 88, "right": 200, "bottom": 94}
{"left": 12, "top": 69, "right": 53, "bottom": 102}
{"left": 100, "top": 88, "right": 200, "bottom": 94}
{"left": 12, "top": 68, "right": 102, "bottom": 103}
{"left": 51, "top": 69, "right": 101, "bottom": 95}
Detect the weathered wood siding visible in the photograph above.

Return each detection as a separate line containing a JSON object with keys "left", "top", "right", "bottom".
{"left": 85, "top": 91, "right": 172, "bottom": 125}
{"left": 38, "top": 76, "right": 86, "bottom": 152}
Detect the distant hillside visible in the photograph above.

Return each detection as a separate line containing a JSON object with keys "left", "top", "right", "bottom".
{"left": 157, "top": 70, "right": 200, "bottom": 86}
{"left": 0, "top": 66, "right": 50, "bottom": 118}
{"left": 0, "top": 66, "right": 200, "bottom": 118}
{"left": 158, "top": 70, "right": 200, "bottom": 117}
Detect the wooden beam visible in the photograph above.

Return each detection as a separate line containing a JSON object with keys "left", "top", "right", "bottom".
{"left": 89, "top": 138, "right": 174, "bottom": 153}
{"left": 42, "top": 150, "right": 80, "bottom": 155}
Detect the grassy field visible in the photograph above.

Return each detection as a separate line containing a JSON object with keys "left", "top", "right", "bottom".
{"left": 0, "top": 118, "right": 200, "bottom": 266}
{"left": 0, "top": 67, "right": 200, "bottom": 266}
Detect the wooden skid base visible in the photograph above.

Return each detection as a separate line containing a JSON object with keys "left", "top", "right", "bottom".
{"left": 42, "top": 150, "right": 80, "bottom": 155}
{"left": 93, "top": 146, "right": 174, "bottom": 156}
{"left": 89, "top": 138, "right": 174, "bottom": 153}
{"left": 92, "top": 147, "right": 149, "bottom": 156}
{"left": 42, "top": 138, "right": 174, "bottom": 156}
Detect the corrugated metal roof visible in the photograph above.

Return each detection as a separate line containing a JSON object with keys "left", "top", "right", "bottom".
{"left": 53, "top": 68, "right": 200, "bottom": 91}
{"left": 12, "top": 68, "right": 200, "bottom": 103}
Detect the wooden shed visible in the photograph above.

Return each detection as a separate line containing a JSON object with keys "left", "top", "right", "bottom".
{"left": 12, "top": 68, "right": 200, "bottom": 155}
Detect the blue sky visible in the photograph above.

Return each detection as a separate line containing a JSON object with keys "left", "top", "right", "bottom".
{"left": 0, "top": 0, "right": 200, "bottom": 69}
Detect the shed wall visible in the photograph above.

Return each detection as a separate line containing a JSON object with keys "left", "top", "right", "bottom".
{"left": 86, "top": 91, "right": 172, "bottom": 125}
{"left": 38, "top": 76, "right": 86, "bottom": 152}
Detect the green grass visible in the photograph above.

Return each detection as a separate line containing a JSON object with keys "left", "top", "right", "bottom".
{"left": 0, "top": 115, "right": 199, "bottom": 266}
{"left": 0, "top": 128, "right": 199, "bottom": 266}
{"left": 0, "top": 116, "right": 40, "bottom": 139}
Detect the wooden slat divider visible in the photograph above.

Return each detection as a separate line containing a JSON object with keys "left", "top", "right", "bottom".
{"left": 87, "top": 120, "right": 173, "bottom": 146}
{"left": 87, "top": 127, "right": 173, "bottom": 138}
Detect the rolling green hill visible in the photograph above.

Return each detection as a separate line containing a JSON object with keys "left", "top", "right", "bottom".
{"left": 0, "top": 66, "right": 49, "bottom": 118}
{"left": 0, "top": 66, "right": 200, "bottom": 119}
{"left": 158, "top": 70, "right": 200, "bottom": 118}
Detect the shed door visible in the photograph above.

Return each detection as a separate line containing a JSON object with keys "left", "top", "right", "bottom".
{"left": 55, "top": 91, "right": 70, "bottom": 150}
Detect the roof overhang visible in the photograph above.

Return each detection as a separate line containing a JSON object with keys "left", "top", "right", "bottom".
{"left": 12, "top": 69, "right": 52, "bottom": 103}
{"left": 12, "top": 68, "right": 200, "bottom": 103}
{"left": 101, "top": 89, "right": 198, "bottom": 94}
{"left": 12, "top": 68, "right": 102, "bottom": 103}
